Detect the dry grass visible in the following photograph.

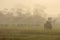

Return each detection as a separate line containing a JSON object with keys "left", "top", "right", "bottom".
{"left": 0, "top": 26, "right": 60, "bottom": 40}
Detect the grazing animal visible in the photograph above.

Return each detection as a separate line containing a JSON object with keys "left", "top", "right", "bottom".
{"left": 44, "top": 17, "right": 52, "bottom": 32}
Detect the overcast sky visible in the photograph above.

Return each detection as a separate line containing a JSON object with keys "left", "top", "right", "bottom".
{"left": 0, "top": 0, "right": 60, "bottom": 17}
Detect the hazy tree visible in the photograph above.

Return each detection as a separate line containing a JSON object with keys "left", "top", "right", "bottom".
{"left": 0, "top": 11, "right": 6, "bottom": 24}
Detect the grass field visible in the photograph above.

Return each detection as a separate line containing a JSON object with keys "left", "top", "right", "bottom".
{"left": 0, "top": 26, "right": 60, "bottom": 40}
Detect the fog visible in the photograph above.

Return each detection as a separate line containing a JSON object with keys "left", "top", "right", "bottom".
{"left": 0, "top": 0, "right": 60, "bottom": 17}
{"left": 0, "top": 0, "right": 60, "bottom": 40}
{"left": 0, "top": 0, "right": 60, "bottom": 27}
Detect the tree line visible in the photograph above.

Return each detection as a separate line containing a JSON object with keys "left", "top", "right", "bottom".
{"left": 0, "top": 4, "right": 47, "bottom": 27}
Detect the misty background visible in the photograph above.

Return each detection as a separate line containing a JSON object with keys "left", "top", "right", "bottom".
{"left": 0, "top": 0, "right": 60, "bottom": 40}
{"left": 0, "top": 0, "right": 60, "bottom": 31}
{"left": 0, "top": 0, "right": 60, "bottom": 17}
